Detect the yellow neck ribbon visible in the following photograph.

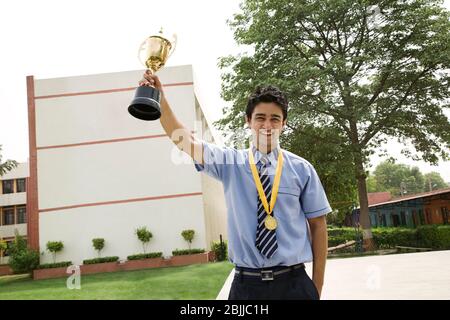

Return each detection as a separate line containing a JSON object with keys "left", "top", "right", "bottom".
{"left": 248, "top": 148, "right": 284, "bottom": 216}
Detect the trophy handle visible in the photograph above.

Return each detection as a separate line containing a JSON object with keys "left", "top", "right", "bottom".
{"left": 137, "top": 39, "right": 147, "bottom": 67}
{"left": 168, "top": 34, "right": 177, "bottom": 58}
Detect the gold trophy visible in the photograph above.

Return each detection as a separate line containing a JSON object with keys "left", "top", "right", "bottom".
{"left": 128, "top": 28, "right": 177, "bottom": 121}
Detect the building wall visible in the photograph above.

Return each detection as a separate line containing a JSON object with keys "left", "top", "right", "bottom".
{"left": 29, "top": 65, "right": 227, "bottom": 265}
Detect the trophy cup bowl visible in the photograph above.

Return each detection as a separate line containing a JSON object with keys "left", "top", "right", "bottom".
{"left": 128, "top": 29, "right": 177, "bottom": 121}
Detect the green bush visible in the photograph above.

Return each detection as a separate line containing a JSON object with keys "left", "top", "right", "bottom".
{"left": 327, "top": 225, "right": 450, "bottom": 250}
{"left": 7, "top": 232, "right": 39, "bottom": 274}
{"left": 127, "top": 252, "right": 163, "bottom": 260}
{"left": 211, "top": 240, "right": 228, "bottom": 261}
{"left": 417, "top": 225, "right": 450, "bottom": 249}
{"left": 36, "top": 261, "right": 72, "bottom": 269}
{"left": 372, "top": 228, "right": 418, "bottom": 249}
{"left": 181, "top": 230, "right": 195, "bottom": 250}
{"left": 82, "top": 256, "right": 119, "bottom": 265}
{"left": 172, "top": 249, "right": 205, "bottom": 256}
{"left": 92, "top": 238, "right": 105, "bottom": 257}
{"left": 135, "top": 227, "right": 153, "bottom": 254}
{"left": 46, "top": 241, "right": 64, "bottom": 263}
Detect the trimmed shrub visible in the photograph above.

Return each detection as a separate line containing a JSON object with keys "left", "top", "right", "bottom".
{"left": 181, "top": 230, "right": 195, "bottom": 250}
{"left": 211, "top": 240, "right": 228, "bottom": 261}
{"left": 92, "top": 238, "right": 105, "bottom": 257}
{"left": 127, "top": 252, "right": 163, "bottom": 260}
{"left": 36, "top": 261, "right": 72, "bottom": 269}
{"left": 46, "top": 241, "right": 64, "bottom": 263}
{"left": 172, "top": 249, "right": 205, "bottom": 256}
{"left": 135, "top": 227, "right": 153, "bottom": 254}
{"left": 82, "top": 256, "right": 119, "bottom": 265}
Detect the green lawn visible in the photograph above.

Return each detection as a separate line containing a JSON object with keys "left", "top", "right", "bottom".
{"left": 0, "top": 262, "right": 234, "bottom": 300}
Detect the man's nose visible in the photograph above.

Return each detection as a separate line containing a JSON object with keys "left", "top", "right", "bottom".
{"left": 262, "top": 120, "right": 273, "bottom": 130}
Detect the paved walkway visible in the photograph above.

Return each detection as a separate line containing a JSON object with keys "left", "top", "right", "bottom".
{"left": 217, "top": 250, "right": 450, "bottom": 300}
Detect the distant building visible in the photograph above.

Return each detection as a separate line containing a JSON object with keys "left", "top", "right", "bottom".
{"left": 348, "top": 188, "right": 450, "bottom": 228}
{"left": 0, "top": 163, "right": 28, "bottom": 263}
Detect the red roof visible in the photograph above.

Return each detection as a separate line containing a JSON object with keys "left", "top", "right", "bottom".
{"left": 368, "top": 192, "right": 392, "bottom": 205}
{"left": 369, "top": 187, "right": 450, "bottom": 208}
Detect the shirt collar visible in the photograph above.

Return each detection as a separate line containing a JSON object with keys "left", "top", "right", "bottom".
{"left": 251, "top": 144, "right": 280, "bottom": 166}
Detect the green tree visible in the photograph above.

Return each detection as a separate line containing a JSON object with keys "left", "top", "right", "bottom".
{"left": 373, "top": 160, "right": 425, "bottom": 196}
{"left": 135, "top": 227, "right": 153, "bottom": 254}
{"left": 0, "top": 240, "right": 7, "bottom": 265}
{"left": 219, "top": 0, "right": 450, "bottom": 249}
{"left": 9, "top": 231, "right": 39, "bottom": 273}
{"left": 423, "top": 172, "right": 448, "bottom": 191}
{"left": 181, "top": 230, "right": 195, "bottom": 250}
{"left": 46, "top": 241, "right": 64, "bottom": 263}
{"left": 0, "top": 145, "right": 18, "bottom": 176}
{"left": 92, "top": 238, "right": 105, "bottom": 257}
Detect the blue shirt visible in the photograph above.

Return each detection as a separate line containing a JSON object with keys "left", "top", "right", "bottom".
{"left": 194, "top": 142, "right": 332, "bottom": 268}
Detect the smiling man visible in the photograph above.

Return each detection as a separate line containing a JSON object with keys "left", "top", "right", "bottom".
{"left": 140, "top": 71, "right": 331, "bottom": 300}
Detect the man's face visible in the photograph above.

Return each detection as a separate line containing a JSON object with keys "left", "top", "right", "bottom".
{"left": 246, "top": 102, "right": 287, "bottom": 153}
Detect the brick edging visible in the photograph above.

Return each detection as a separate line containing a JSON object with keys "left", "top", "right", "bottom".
{"left": 32, "top": 252, "right": 213, "bottom": 280}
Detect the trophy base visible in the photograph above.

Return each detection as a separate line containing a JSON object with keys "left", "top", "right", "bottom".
{"left": 128, "top": 86, "right": 161, "bottom": 121}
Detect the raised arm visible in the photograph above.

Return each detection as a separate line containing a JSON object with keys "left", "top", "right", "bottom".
{"left": 140, "top": 71, "right": 204, "bottom": 165}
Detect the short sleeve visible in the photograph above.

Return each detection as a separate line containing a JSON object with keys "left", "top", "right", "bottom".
{"left": 300, "top": 163, "right": 332, "bottom": 219}
{"left": 194, "top": 141, "right": 234, "bottom": 182}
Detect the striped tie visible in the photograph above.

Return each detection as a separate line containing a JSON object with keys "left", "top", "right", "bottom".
{"left": 255, "top": 155, "right": 278, "bottom": 259}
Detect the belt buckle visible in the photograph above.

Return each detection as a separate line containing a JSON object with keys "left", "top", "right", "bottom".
{"left": 261, "top": 270, "right": 274, "bottom": 281}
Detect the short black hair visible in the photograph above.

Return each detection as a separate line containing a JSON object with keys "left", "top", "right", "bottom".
{"left": 246, "top": 85, "right": 288, "bottom": 120}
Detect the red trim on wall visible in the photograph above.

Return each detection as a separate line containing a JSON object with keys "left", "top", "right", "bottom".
{"left": 37, "top": 134, "right": 168, "bottom": 150}
{"left": 34, "top": 82, "right": 194, "bottom": 100}
{"left": 39, "top": 192, "right": 203, "bottom": 213}
{"left": 26, "top": 76, "right": 39, "bottom": 251}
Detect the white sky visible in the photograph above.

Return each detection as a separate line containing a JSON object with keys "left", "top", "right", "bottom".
{"left": 0, "top": 0, "right": 449, "bottom": 182}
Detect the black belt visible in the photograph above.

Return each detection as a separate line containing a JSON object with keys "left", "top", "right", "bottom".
{"left": 235, "top": 263, "right": 305, "bottom": 281}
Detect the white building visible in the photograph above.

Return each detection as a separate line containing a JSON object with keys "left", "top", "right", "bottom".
{"left": 0, "top": 163, "right": 28, "bottom": 264}
{"left": 26, "top": 65, "right": 227, "bottom": 265}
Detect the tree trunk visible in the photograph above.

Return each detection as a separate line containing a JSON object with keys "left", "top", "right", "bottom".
{"left": 349, "top": 121, "right": 376, "bottom": 251}
{"left": 354, "top": 157, "right": 376, "bottom": 251}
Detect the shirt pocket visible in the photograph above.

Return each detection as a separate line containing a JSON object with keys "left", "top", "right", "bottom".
{"left": 277, "top": 186, "right": 301, "bottom": 220}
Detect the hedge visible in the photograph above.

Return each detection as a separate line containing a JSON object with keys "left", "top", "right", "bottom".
{"left": 172, "top": 249, "right": 205, "bottom": 256}
{"left": 328, "top": 225, "right": 450, "bottom": 250}
{"left": 36, "top": 261, "right": 72, "bottom": 269}
{"left": 82, "top": 256, "right": 119, "bottom": 265}
{"left": 127, "top": 252, "right": 163, "bottom": 261}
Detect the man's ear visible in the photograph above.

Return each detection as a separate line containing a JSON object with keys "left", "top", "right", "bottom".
{"left": 245, "top": 115, "right": 251, "bottom": 127}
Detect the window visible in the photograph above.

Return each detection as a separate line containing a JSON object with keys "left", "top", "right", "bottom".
{"left": 16, "top": 179, "right": 26, "bottom": 193}
{"left": 2, "top": 180, "right": 14, "bottom": 194}
{"left": 2, "top": 241, "right": 13, "bottom": 257}
{"left": 418, "top": 210, "right": 425, "bottom": 225}
{"left": 17, "top": 207, "right": 26, "bottom": 224}
{"left": 2, "top": 207, "right": 15, "bottom": 225}
{"left": 442, "top": 207, "right": 449, "bottom": 225}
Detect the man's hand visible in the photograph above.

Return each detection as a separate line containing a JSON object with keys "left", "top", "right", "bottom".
{"left": 139, "top": 70, "right": 164, "bottom": 94}
{"left": 308, "top": 215, "right": 328, "bottom": 299}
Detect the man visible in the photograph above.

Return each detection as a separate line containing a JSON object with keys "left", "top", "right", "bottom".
{"left": 140, "top": 71, "right": 330, "bottom": 300}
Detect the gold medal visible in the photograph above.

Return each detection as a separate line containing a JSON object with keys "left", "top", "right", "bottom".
{"left": 249, "top": 147, "right": 284, "bottom": 231}
{"left": 265, "top": 215, "right": 278, "bottom": 230}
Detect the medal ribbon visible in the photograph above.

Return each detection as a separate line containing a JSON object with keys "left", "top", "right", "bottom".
{"left": 248, "top": 148, "right": 284, "bottom": 216}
